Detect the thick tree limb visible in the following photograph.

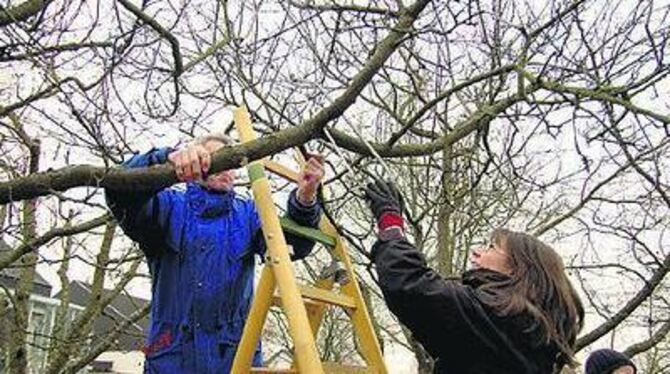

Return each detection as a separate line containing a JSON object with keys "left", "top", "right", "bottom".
{"left": 0, "top": 0, "right": 430, "bottom": 205}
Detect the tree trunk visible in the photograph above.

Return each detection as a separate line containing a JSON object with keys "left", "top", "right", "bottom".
{"left": 45, "top": 221, "right": 116, "bottom": 373}
{"left": 437, "top": 143, "right": 456, "bottom": 277}
{"left": 8, "top": 138, "right": 40, "bottom": 374}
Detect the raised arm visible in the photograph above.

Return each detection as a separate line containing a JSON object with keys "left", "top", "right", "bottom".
{"left": 372, "top": 237, "right": 498, "bottom": 357}
{"left": 250, "top": 155, "right": 325, "bottom": 260}
{"left": 104, "top": 147, "right": 179, "bottom": 256}
{"left": 365, "top": 180, "right": 505, "bottom": 362}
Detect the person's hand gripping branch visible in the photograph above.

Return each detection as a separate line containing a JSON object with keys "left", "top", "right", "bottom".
{"left": 168, "top": 143, "right": 212, "bottom": 183}
{"left": 364, "top": 180, "right": 406, "bottom": 241}
{"left": 167, "top": 141, "right": 236, "bottom": 191}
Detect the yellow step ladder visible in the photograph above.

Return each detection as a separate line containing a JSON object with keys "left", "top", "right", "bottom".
{"left": 231, "top": 106, "right": 388, "bottom": 374}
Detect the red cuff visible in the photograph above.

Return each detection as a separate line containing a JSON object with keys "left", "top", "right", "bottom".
{"left": 378, "top": 211, "right": 404, "bottom": 231}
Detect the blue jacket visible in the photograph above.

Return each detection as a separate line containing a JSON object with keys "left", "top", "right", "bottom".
{"left": 105, "top": 148, "right": 321, "bottom": 373}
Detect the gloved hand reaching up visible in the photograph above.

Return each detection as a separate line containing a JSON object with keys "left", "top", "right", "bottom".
{"left": 364, "top": 180, "right": 406, "bottom": 241}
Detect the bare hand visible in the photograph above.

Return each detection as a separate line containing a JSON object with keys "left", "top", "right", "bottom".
{"left": 297, "top": 154, "right": 325, "bottom": 204}
{"left": 168, "top": 144, "right": 211, "bottom": 182}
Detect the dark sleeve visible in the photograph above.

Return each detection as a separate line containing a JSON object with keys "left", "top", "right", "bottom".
{"left": 284, "top": 188, "right": 321, "bottom": 259}
{"left": 104, "top": 147, "right": 177, "bottom": 257}
{"left": 372, "top": 238, "right": 501, "bottom": 360}
{"left": 251, "top": 188, "right": 322, "bottom": 261}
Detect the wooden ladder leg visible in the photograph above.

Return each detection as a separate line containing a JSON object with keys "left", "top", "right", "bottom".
{"left": 295, "top": 147, "right": 388, "bottom": 374}
{"left": 325, "top": 222, "right": 388, "bottom": 374}
{"left": 231, "top": 266, "right": 275, "bottom": 373}
{"left": 234, "top": 106, "right": 324, "bottom": 374}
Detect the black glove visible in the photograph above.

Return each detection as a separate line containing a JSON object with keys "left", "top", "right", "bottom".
{"left": 364, "top": 180, "right": 404, "bottom": 220}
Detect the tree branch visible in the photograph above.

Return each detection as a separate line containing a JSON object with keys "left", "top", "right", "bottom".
{"left": 329, "top": 90, "right": 530, "bottom": 157}
{"left": 287, "top": 0, "right": 400, "bottom": 17}
{"left": 116, "top": 0, "right": 183, "bottom": 77}
{"left": 0, "top": 213, "right": 112, "bottom": 270}
{"left": 520, "top": 70, "right": 670, "bottom": 125}
{"left": 576, "top": 253, "right": 670, "bottom": 350}
{"left": 623, "top": 319, "right": 670, "bottom": 358}
{"left": 0, "top": 0, "right": 431, "bottom": 205}
{"left": 64, "top": 303, "right": 151, "bottom": 373}
{"left": 0, "top": 0, "right": 52, "bottom": 27}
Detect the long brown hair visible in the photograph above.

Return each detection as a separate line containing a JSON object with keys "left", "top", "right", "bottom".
{"left": 478, "top": 229, "right": 584, "bottom": 369}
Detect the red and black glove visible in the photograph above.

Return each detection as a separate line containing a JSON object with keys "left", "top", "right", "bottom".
{"left": 364, "top": 180, "right": 405, "bottom": 240}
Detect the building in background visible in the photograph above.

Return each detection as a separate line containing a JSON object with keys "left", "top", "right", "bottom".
{"left": 1, "top": 245, "right": 149, "bottom": 374}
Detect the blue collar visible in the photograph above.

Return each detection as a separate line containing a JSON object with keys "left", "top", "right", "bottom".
{"left": 186, "top": 183, "right": 234, "bottom": 218}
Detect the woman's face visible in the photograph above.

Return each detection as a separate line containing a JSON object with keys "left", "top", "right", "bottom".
{"left": 470, "top": 237, "right": 512, "bottom": 275}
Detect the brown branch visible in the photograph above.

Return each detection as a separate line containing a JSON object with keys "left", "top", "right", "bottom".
{"left": 0, "top": 0, "right": 431, "bottom": 205}
{"left": 0, "top": 0, "right": 53, "bottom": 27}
{"left": 329, "top": 90, "right": 530, "bottom": 157}
{"left": 6, "top": 128, "right": 40, "bottom": 373}
{"left": 623, "top": 319, "right": 670, "bottom": 358}
{"left": 520, "top": 70, "right": 670, "bottom": 125}
{"left": 116, "top": 0, "right": 183, "bottom": 77}
{"left": 386, "top": 64, "right": 517, "bottom": 147}
{"left": 576, "top": 253, "right": 670, "bottom": 350}
{"left": 287, "top": 0, "right": 400, "bottom": 17}
{"left": 64, "top": 303, "right": 151, "bottom": 373}
{"left": 533, "top": 138, "right": 670, "bottom": 236}
{"left": 48, "top": 212, "right": 74, "bottom": 360}
{"left": 0, "top": 76, "right": 94, "bottom": 118}
{"left": 0, "top": 41, "right": 114, "bottom": 62}
{"left": 527, "top": 0, "right": 587, "bottom": 40}
{"left": 0, "top": 213, "right": 112, "bottom": 270}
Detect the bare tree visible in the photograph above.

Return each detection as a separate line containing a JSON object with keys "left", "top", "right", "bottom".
{"left": 0, "top": 0, "right": 669, "bottom": 372}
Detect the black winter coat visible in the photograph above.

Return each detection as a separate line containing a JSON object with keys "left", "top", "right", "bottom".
{"left": 372, "top": 238, "right": 560, "bottom": 374}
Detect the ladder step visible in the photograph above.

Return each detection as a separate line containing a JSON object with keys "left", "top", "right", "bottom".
{"left": 323, "top": 362, "right": 375, "bottom": 373}
{"left": 272, "top": 285, "right": 357, "bottom": 310}
{"left": 250, "top": 363, "right": 373, "bottom": 373}
{"left": 250, "top": 368, "right": 297, "bottom": 374}
{"left": 299, "top": 285, "right": 357, "bottom": 309}
{"left": 264, "top": 159, "right": 300, "bottom": 182}
{"left": 279, "top": 217, "right": 336, "bottom": 248}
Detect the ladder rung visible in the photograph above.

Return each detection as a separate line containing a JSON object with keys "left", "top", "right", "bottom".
{"left": 250, "top": 368, "right": 297, "bottom": 374}
{"left": 272, "top": 285, "right": 357, "bottom": 310}
{"left": 250, "top": 363, "right": 373, "bottom": 374}
{"left": 323, "top": 362, "right": 374, "bottom": 373}
{"left": 299, "top": 285, "right": 357, "bottom": 309}
{"left": 270, "top": 294, "right": 321, "bottom": 309}
{"left": 264, "top": 159, "right": 300, "bottom": 182}
{"left": 280, "top": 217, "right": 336, "bottom": 248}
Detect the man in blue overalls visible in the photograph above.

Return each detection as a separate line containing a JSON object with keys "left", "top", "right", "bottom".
{"left": 105, "top": 133, "right": 324, "bottom": 373}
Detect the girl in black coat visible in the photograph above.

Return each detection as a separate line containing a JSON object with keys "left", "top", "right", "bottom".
{"left": 365, "top": 181, "right": 584, "bottom": 374}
